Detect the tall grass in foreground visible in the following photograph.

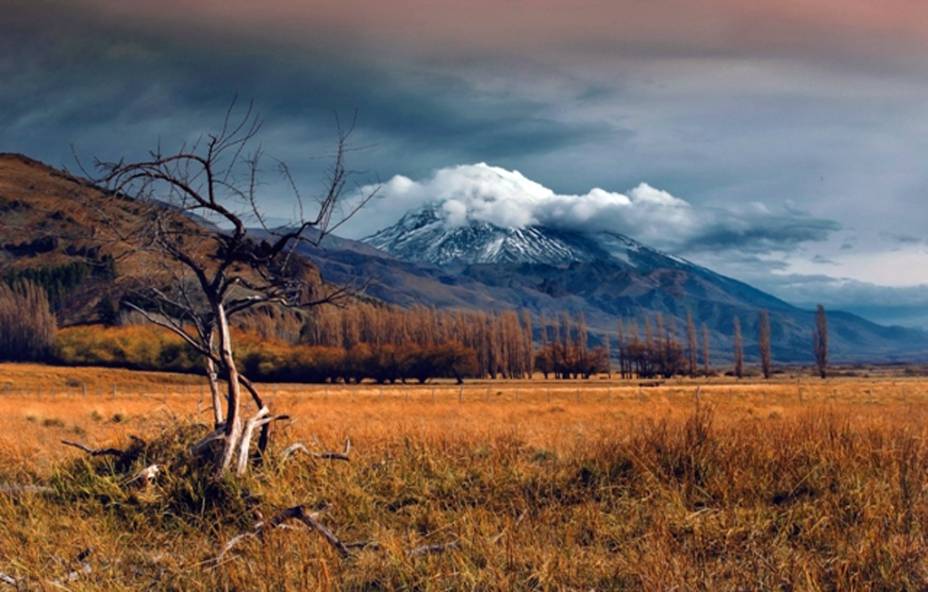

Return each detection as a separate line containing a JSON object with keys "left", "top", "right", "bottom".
{"left": 0, "top": 384, "right": 927, "bottom": 590}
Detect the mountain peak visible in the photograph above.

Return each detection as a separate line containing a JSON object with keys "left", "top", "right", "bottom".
{"left": 363, "top": 203, "right": 602, "bottom": 266}
{"left": 361, "top": 203, "right": 704, "bottom": 274}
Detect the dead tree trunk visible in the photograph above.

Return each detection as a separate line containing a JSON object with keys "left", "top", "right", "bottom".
{"left": 217, "top": 304, "right": 244, "bottom": 475}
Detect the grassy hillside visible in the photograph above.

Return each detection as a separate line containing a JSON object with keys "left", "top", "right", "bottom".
{"left": 0, "top": 153, "right": 325, "bottom": 329}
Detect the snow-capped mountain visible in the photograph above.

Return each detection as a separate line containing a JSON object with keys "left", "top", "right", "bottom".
{"left": 363, "top": 204, "right": 588, "bottom": 265}
{"left": 363, "top": 203, "right": 695, "bottom": 271}
{"left": 297, "top": 202, "right": 928, "bottom": 362}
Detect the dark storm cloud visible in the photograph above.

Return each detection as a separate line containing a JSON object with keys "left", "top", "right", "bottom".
{"left": 0, "top": 1, "right": 611, "bottom": 179}
{"left": 676, "top": 213, "right": 841, "bottom": 254}
{"left": 4, "top": 0, "right": 928, "bottom": 291}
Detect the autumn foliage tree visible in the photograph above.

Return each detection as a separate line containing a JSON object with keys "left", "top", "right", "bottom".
{"left": 733, "top": 316, "right": 744, "bottom": 379}
{"left": 758, "top": 309, "right": 772, "bottom": 379}
{"left": 611, "top": 315, "right": 686, "bottom": 379}
{"left": 686, "top": 310, "right": 698, "bottom": 377}
{"left": 535, "top": 312, "right": 609, "bottom": 379}
{"left": 813, "top": 304, "right": 828, "bottom": 379}
{"left": 701, "top": 322, "right": 711, "bottom": 376}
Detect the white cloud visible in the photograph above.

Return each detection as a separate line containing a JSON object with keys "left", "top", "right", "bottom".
{"left": 350, "top": 162, "right": 839, "bottom": 253}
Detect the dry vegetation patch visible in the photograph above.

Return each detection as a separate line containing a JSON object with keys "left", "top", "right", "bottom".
{"left": 1, "top": 375, "right": 928, "bottom": 589}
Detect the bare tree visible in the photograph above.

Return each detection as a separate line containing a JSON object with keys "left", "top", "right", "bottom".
{"left": 686, "top": 310, "right": 697, "bottom": 377}
{"left": 732, "top": 316, "right": 743, "bottom": 379}
{"left": 602, "top": 331, "right": 612, "bottom": 378}
{"left": 615, "top": 318, "right": 625, "bottom": 379}
{"left": 758, "top": 309, "right": 772, "bottom": 379}
{"left": 813, "top": 304, "right": 828, "bottom": 379}
{"left": 701, "top": 322, "right": 710, "bottom": 376}
{"left": 93, "top": 104, "right": 377, "bottom": 476}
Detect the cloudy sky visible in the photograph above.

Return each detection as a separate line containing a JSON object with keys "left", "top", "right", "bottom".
{"left": 4, "top": 0, "right": 928, "bottom": 325}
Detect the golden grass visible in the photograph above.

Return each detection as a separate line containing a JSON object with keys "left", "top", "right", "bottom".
{"left": 1, "top": 366, "right": 928, "bottom": 589}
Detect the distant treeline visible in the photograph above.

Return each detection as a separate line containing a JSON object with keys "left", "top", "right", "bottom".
{"left": 2, "top": 257, "right": 115, "bottom": 310}
{"left": 241, "top": 303, "right": 536, "bottom": 381}
{"left": 614, "top": 313, "right": 709, "bottom": 379}
{"left": 2, "top": 278, "right": 805, "bottom": 382}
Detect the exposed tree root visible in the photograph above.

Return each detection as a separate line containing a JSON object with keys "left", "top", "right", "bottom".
{"left": 281, "top": 437, "right": 352, "bottom": 463}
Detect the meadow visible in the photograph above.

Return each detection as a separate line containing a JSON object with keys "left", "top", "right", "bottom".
{"left": 1, "top": 364, "right": 927, "bottom": 590}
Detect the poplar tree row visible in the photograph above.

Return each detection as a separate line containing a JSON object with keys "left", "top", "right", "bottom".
{"left": 534, "top": 313, "right": 610, "bottom": 379}
{"left": 613, "top": 313, "right": 697, "bottom": 378}
{"left": 284, "top": 303, "right": 536, "bottom": 379}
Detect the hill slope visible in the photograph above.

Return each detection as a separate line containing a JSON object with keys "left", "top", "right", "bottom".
{"left": 0, "top": 153, "right": 147, "bottom": 323}
{"left": 0, "top": 153, "right": 322, "bottom": 326}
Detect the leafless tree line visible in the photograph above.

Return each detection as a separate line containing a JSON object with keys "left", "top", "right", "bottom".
{"left": 535, "top": 313, "right": 610, "bottom": 379}
{"left": 284, "top": 303, "right": 536, "bottom": 380}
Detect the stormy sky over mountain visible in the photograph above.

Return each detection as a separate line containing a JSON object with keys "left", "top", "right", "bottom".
{"left": 4, "top": 0, "right": 928, "bottom": 325}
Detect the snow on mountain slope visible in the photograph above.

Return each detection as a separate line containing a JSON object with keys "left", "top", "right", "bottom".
{"left": 362, "top": 203, "right": 692, "bottom": 269}
{"left": 363, "top": 204, "right": 593, "bottom": 265}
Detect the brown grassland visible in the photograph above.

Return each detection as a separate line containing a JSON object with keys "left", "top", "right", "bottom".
{"left": 1, "top": 363, "right": 928, "bottom": 590}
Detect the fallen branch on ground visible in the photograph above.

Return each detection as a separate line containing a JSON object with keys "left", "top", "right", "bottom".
{"left": 0, "top": 572, "right": 17, "bottom": 587}
{"left": 281, "top": 437, "right": 351, "bottom": 462}
{"left": 214, "top": 504, "right": 349, "bottom": 564}
{"left": 60, "top": 440, "right": 124, "bottom": 457}
{"left": 265, "top": 505, "right": 351, "bottom": 557}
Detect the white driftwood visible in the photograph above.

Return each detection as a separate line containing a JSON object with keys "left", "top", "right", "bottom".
{"left": 124, "top": 464, "right": 160, "bottom": 487}
{"left": 236, "top": 406, "right": 270, "bottom": 475}
{"left": 280, "top": 443, "right": 308, "bottom": 461}
{"left": 281, "top": 437, "right": 352, "bottom": 463}
{"left": 0, "top": 572, "right": 17, "bottom": 587}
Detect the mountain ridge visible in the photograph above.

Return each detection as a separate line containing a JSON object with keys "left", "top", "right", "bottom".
{"left": 2, "top": 153, "right": 926, "bottom": 363}
{"left": 344, "top": 203, "right": 928, "bottom": 362}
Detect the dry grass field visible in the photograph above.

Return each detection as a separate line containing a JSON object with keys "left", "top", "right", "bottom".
{"left": 1, "top": 363, "right": 928, "bottom": 590}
